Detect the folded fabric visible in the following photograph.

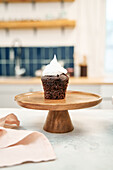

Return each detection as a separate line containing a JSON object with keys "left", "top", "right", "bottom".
{"left": 0, "top": 114, "right": 56, "bottom": 167}
{"left": 0, "top": 113, "right": 20, "bottom": 128}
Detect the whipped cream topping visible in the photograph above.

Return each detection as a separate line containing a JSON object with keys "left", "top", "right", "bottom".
{"left": 42, "top": 55, "right": 67, "bottom": 76}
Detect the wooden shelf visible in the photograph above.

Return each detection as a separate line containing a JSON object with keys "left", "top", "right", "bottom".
{"left": 0, "top": 19, "right": 76, "bottom": 29}
{"left": 1, "top": 77, "right": 113, "bottom": 85}
{"left": 0, "top": 0, "right": 75, "bottom": 3}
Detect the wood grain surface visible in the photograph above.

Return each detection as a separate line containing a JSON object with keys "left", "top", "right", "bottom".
{"left": 43, "top": 110, "right": 74, "bottom": 133}
{"left": 0, "top": 0, "right": 75, "bottom": 3}
{"left": 1, "top": 77, "right": 113, "bottom": 85}
{"left": 15, "top": 91, "right": 102, "bottom": 111}
{"left": 15, "top": 91, "right": 102, "bottom": 133}
{"left": 0, "top": 20, "right": 75, "bottom": 29}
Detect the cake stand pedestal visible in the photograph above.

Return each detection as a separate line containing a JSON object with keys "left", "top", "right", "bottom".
{"left": 15, "top": 91, "right": 102, "bottom": 133}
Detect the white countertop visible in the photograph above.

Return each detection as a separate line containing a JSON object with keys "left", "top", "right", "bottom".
{"left": 1, "top": 108, "right": 113, "bottom": 170}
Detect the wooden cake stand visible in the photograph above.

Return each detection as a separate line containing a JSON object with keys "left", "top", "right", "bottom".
{"left": 15, "top": 91, "right": 102, "bottom": 133}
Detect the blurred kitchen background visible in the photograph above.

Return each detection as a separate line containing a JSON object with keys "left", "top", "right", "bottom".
{"left": 0, "top": 0, "right": 113, "bottom": 109}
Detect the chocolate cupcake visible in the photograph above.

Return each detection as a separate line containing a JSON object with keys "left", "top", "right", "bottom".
{"left": 41, "top": 55, "right": 69, "bottom": 99}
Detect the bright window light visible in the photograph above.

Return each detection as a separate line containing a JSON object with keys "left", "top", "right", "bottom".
{"left": 105, "top": 0, "right": 113, "bottom": 73}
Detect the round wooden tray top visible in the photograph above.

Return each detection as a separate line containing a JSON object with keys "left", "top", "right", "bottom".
{"left": 15, "top": 91, "right": 102, "bottom": 111}
{"left": 15, "top": 91, "right": 102, "bottom": 133}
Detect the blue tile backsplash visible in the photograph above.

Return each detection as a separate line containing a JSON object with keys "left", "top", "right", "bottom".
{"left": 0, "top": 46, "right": 74, "bottom": 77}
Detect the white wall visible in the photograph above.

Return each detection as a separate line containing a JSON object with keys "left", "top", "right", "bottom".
{"left": 0, "top": 0, "right": 106, "bottom": 77}
{"left": 0, "top": 2, "right": 76, "bottom": 46}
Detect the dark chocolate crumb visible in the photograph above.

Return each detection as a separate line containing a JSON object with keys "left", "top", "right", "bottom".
{"left": 41, "top": 73, "right": 69, "bottom": 100}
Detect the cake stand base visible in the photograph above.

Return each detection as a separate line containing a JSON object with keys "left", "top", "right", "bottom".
{"left": 43, "top": 110, "right": 74, "bottom": 133}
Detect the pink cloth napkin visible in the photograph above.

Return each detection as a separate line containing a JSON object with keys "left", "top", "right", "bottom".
{"left": 0, "top": 114, "right": 56, "bottom": 167}
{"left": 0, "top": 113, "right": 20, "bottom": 128}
